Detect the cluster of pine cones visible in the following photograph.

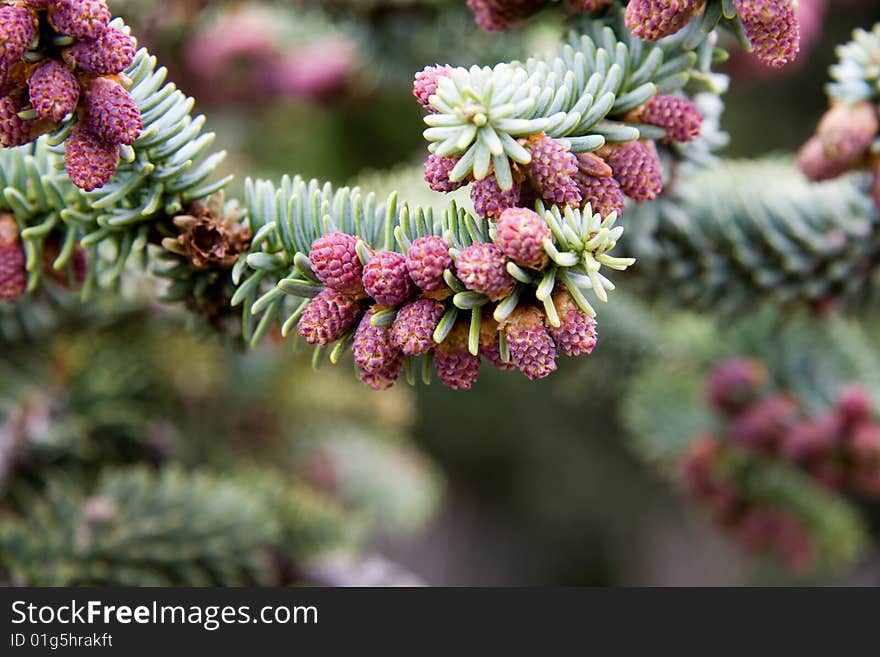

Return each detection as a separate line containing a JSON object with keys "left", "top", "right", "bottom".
{"left": 683, "top": 358, "right": 880, "bottom": 572}
{"left": 296, "top": 209, "right": 600, "bottom": 391}
{"left": 467, "top": 0, "right": 800, "bottom": 69}
{"left": 0, "top": 0, "right": 141, "bottom": 191}
{"left": 414, "top": 63, "right": 703, "bottom": 222}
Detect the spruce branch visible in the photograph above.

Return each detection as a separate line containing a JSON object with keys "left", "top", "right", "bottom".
{"left": 624, "top": 159, "right": 880, "bottom": 316}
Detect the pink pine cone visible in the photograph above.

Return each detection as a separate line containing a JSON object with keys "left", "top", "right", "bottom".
{"left": 0, "top": 4, "right": 37, "bottom": 64}
{"left": 297, "top": 288, "right": 362, "bottom": 346}
{"left": 729, "top": 394, "right": 800, "bottom": 454}
{"left": 624, "top": 0, "right": 703, "bottom": 41}
{"left": 576, "top": 172, "right": 625, "bottom": 218}
{"left": 456, "top": 242, "right": 515, "bottom": 301}
{"left": 50, "top": 0, "right": 111, "bottom": 40}
{"left": 435, "top": 325, "right": 481, "bottom": 390}
{"left": 0, "top": 93, "right": 44, "bottom": 147}
{"left": 734, "top": 0, "right": 800, "bottom": 68}
{"left": 424, "top": 154, "right": 466, "bottom": 193}
{"left": 406, "top": 235, "right": 451, "bottom": 292}
{"left": 642, "top": 94, "right": 703, "bottom": 144}
{"left": 0, "top": 216, "right": 26, "bottom": 303}
{"left": 83, "top": 77, "right": 142, "bottom": 145}
{"left": 353, "top": 306, "right": 403, "bottom": 375}
{"left": 413, "top": 65, "right": 452, "bottom": 112}
{"left": 706, "top": 358, "right": 767, "bottom": 416}
{"left": 391, "top": 298, "right": 445, "bottom": 356}
{"left": 308, "top": 232, "right": 364, "bottom": 297}
{"left": 523, "top": 134, "right": 582, "bottom": 207}
{"left": 471, "top": 174, "right": 522, "bottom": 220}
{"left": 494, "top": 207, "right": 550, "bottom": 270}
{"left": 64, "top": 123, "right": 119, "bottom": 191}
{"left": 605, "top": 141, "right": 663, "bottom": 202}
{"left": 28, "top": 60, "right": 80, "bottom": 122}
{"left": 362, "top": 250, "right": 417, "bottom": 307}
{"left": 358, "top": 360, "right": 403, "bottom": 391}
{"left": 466, "top": 0, "right": 543, "bottom": 32}
{"left": 504, "top": 307, "right": 557, "bottom": 380}
{"left": 548, "top": 290, "right": 597, "bottom": 357}
{"left": 815, "top": 102, "right": 879, "bottom": 169}
{"left": 797, "top": 136, "right": 851, "bottom": 182}
{"left": 479, "top": 316, "right": 515, "bottom": 370}
{"left": 64, "top": 26, "right": 136, "bottom": 76}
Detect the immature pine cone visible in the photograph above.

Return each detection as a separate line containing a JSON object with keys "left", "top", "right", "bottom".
{"left": 466, "top": 0, "right": 543, "bottom": 32}
{"left": 625, "top": 0, "right": 704, "bottom": 41}
{"left": 523, "top": 134, "right": 582, "bottom": 207}
{"left": 605, "top": 141, "right": 663, "bottom": 202}
{"left": 424, "top": 154, "right": 466, "bottom": 193}
{"left": 0, "top": 4, "right": 37, "bottom": 65}
{"left": 796, "top": 136, "right": 851, "bottom": 182}
{"left": 49, "top": 0, "right": 111, "bottom": 40}
{"left": 455, "top": 242, "right": 515, "bottom": 301}
{"left": 734, "top": 0, "right": 800, "bottom": 68}
{"left": 729, "top": 394, "right": 800, "bottom": 454}
{"left": 504, "top": 306, "right": 557, "bottom": 380}
{"left": 406, "top": 235, "right": 451, "bottom": 292}
{"left": 548, "top": 289, "right": 597, "bottom": 357}
{"left": 471, "top": 174, "right": 522, "bottom": 220}
{"left": 413, "top": 65, "right": 452, "bottom": 111}
{"left": 308, "top": 232, "right": 364, "bottom": 297}
{"left": 435, "top": 324, "right": 481, "bottom": 390}
{"left": 353, "top": 306, "right": 403, "bottom": 375}
{"left": 391, "top": 298, "right": 445, "bottom": 356}
{"left": 0, "top": 215, "right": 26, "bottom": 303}
{"left": 63, "top": 123, "right": 118, "bottom": 191}
{"left": 83, "top": 77, "right": 142, "bottom": 145}
{"left": 298, "top": 289, "right": 362, "bottom": 346}
{"left": 362, "top": 250, "right": 417, "bottom": 307}
{"left": 479, "top": 315, "right": 515, "bottom": 370}
{"left": 642, "top": 94, "right": 703, "bottom": 144}
{"left": 28, "top": 60, "right": 80, "bottom": 122}
{"left": 576, "top": 173, "right": 625, "bottom": 217}
{"left": 815, "top": 102, "right": 879, "bottom": 168}
{"left": 494, "top": 207, "right": 550, "bottom": 270}
{"left": 706, "top": 358, "right": 767, "bottom": 417}
{"left": 0, "top": 93, "right": 44, "bottom": 147}
{"left": 64, "top": 26, "right": 136, "bottom": 75}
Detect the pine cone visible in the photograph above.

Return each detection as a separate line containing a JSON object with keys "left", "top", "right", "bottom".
{"left": 49, "top": 0, "right": 111, "bottom": 41}
{"left": 63, "top": 123, "right": 118, "bottom": 191}
{"left": 435, "top": 323, "right": 481, "bottom": 390}
{"left": 605, "top": 140, "right": 663, "bottom": 202}
{"left": 308, "top": 232, "right": 365, "bottom": 297}
{"left": 471, "top": 174, "right": 522, "bottom": 220}
{"left": 493, "top": 207, "right": 550, "bottom": 270}
{"left": 413, "top": 65, "right": 452, "bottom": 112}
{"left": 391, "top": 298, "right": 445, "bottom": 356}
{"left": 455, "top": 242, "right": 515, "bottom": 301}
{"left": 63, "top": 26, "right": 136, "bottom": 76}
{"left": 523, "top": 133, "right": 581, "bottom": 207}
{"left": 734, "top": 0, "right": 800, "bottom": 68}
{"left": 298, "top": 289, "right": 362, "bottom": 346}
{"left": 624, "top": 0, "right": 704, "bottom": 41}
{"left": 28, "top": 60, "right": 80, "bottom": 122}
{"left": 362, "top": 250, "right": 417, "bottom": 307}
{"left": 642, "top": 94, "right": 703, "bottom": 144}
{"left": 0, "top": 214, "right": 26, "bottom": 303}
{"left": 548, "top": 289, "right": 597, "bottom": 357}
{"left": 406, "top": 235, "right": 451, "bottom": 292}
{"left": 503, "top": 306, "right": 557, "bottom": 380}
